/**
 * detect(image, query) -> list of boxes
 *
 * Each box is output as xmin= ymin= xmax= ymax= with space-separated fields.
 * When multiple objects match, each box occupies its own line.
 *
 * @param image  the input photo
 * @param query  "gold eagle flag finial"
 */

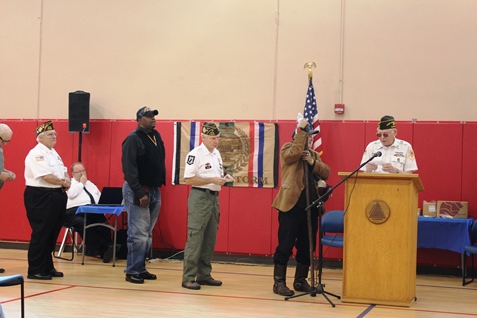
xmin=303 ymin=61 xmax=317 ymax=79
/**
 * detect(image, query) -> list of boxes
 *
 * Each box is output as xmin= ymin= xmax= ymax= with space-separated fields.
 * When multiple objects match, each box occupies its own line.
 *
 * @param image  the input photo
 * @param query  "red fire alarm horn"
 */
xmin=334 ymin=104 xmax=345 ymax=114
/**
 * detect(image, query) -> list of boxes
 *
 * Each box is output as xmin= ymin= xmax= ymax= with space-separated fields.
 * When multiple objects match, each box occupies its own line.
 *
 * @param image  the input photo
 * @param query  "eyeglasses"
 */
xmin=73 ymin=170 xmax=86 ymax=174
xmin=44 ymin=132 xmax=57 ymax=137
xmin=0 ymin=136 xmax=10 ymax=143
xmin=376 ymin=133 xmax=390 ymax=138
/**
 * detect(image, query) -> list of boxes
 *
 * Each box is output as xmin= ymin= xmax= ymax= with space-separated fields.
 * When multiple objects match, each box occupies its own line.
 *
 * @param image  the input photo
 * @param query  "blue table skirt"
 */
xmin=417 ymin=216 xmax=474 ymax=254
xmin=76 ymin=205 xmax=125 ymax=216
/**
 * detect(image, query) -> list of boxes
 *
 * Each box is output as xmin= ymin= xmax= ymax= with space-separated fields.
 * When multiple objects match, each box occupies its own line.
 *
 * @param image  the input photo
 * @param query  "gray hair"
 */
xmin=0 ymin=123 xmax=12 ymax=135
xmin=36 ymin=131 xmax=45 ymax=143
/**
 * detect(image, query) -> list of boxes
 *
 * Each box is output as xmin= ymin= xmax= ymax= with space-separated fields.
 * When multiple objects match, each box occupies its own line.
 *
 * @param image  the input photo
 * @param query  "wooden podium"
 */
xmin=338 ymin=172 xmax=424 ymax=307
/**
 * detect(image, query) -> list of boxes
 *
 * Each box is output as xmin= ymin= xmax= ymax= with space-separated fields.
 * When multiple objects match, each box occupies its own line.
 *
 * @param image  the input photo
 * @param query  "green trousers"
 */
xmin=182 ymin=189 xmax=220 ymax=282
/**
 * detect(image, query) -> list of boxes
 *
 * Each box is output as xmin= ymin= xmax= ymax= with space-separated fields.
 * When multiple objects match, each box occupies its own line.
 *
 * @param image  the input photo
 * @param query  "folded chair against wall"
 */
xmin=54 ymin=226 xmax=81 ymax=261
xmin=462 ymin=220 xmax=477 ymax=286
xmin=0 ymin=274 xmax=25 ymax=318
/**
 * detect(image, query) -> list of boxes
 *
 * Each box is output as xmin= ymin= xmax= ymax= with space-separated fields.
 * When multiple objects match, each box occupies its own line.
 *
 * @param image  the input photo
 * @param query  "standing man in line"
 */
xmin=0 ymin=123 xmax=15 ymax=274
xmin=122 ymin=106 xmax=166 ymax=284
xmin=24 ymin=121 xmax=70 ymax=280
xmin=181 ymin=122 xmax=234 ymax=290
xmin=361 ymin=115 xmax=418 ymax=174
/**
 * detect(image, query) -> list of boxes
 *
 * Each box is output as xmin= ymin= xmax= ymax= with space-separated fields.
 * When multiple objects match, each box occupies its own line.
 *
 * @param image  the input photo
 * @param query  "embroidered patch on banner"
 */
xmin=35 ymin=156 xmax=45 ymax=161
xmin=187 ymin=155 xmax=195 ymax=165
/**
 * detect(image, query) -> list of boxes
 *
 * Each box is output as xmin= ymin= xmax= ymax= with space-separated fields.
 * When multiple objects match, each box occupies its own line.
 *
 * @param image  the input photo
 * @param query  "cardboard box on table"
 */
xmin=437 ymin=201 xmax=468 ymax=218
xmin=338 ymin=172 xmax=424 ymax=307
xmin=422 ymin=201 xmax=437 ymax=217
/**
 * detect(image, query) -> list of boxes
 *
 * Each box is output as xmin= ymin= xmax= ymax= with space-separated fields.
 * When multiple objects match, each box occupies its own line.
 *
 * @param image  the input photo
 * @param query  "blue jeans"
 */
xmin=122 ymin=182 xmax=161 ymax=274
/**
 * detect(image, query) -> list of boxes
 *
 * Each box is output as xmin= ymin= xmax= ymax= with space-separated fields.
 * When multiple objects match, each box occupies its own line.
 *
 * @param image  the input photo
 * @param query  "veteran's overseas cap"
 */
xmin=202 ymin=122 xmax=220 ymax=136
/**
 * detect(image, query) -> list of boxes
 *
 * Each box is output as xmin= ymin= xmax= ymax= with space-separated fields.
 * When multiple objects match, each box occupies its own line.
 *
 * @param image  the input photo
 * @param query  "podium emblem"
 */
xmin=365 ymin=200 xmax=390 ymax=224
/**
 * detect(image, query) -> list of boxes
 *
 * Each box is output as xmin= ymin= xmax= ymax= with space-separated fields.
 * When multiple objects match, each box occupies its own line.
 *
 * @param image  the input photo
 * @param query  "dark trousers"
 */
xmin=24 ymin=186 xmax=67 ymax=275
xmin=64 ymin=207 xmax=112 ymax=256
xmin=273 ymin=205 xmax=319 ymax=266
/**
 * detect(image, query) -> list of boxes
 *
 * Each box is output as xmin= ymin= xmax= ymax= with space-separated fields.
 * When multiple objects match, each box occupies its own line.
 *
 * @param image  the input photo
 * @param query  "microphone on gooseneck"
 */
xmin=373 ymin=151 xmax=382 ymax=158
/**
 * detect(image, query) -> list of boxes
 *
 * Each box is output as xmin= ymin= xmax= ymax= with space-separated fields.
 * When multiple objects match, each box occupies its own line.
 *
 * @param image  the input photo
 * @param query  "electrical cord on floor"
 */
xmin=148 ymin=250 xmax=184 ymax=263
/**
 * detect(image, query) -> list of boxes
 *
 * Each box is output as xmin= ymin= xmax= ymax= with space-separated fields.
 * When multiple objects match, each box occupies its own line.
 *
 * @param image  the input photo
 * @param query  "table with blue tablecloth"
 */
xmin=76 ymin=205 xmax=125 ymax=267
xmin=417 ymin=216 xmax=474 ymax=254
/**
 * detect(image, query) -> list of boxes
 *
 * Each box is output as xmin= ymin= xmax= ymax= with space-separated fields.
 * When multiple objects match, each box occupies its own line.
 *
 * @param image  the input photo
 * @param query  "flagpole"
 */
xmin=286 ymin=62 xmax=339 ymax=307
xmin=287 ymin=61 xmax=318 ymax=301
xmin=304 ymin=60 xmax=316 ymax=295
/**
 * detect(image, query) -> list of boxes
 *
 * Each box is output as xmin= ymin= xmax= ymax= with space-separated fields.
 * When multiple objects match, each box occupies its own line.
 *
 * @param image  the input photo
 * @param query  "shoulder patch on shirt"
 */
xmin=187 ymin=155 xmax=195 ymax=165
xmin=35 ymin=156 xmax=45 ymax=162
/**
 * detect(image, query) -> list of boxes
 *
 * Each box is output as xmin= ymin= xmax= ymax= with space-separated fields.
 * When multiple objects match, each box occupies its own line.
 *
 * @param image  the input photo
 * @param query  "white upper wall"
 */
xmin=1 ymin=0 xmax=476 ymax=121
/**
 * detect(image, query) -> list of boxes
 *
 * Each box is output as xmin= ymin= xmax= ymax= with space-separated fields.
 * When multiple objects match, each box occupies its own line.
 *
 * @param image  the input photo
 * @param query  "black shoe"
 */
xmin=182 ymin=281 xmax=201 ymax=290
xmin=103 ymin=245 xmax=114 ymax=263
xmin=139 ymin=271 xmax=157 ymax=280
xmin=197 ymin=278 xmax=222 ymax=286
xmin=125 ymin=274 xmax=144 ymax=284
xmin=27 ymin=273 xmax=52 ymax=280
xmin=0 ymin=268 xmax=4 ymax=273
xmin=50 ymin=269 xmax=64 ymax=277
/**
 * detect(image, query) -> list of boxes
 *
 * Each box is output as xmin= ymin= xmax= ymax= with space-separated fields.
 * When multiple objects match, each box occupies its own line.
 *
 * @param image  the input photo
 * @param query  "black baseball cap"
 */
xmin=136 ymin=106 xmax=158 ymax=120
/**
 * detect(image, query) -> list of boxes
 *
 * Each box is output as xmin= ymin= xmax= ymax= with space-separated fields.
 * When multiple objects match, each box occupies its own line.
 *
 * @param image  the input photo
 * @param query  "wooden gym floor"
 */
xmin=1 ymin=248 xmax=477 ymax=317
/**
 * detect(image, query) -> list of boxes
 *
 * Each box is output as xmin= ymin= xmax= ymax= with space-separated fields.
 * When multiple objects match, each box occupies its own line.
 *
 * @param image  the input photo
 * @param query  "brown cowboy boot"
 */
xmin=273 ymin=264 xmax=294 ymax=296
xmin=293 ymin=263 xmax=312 ymax=292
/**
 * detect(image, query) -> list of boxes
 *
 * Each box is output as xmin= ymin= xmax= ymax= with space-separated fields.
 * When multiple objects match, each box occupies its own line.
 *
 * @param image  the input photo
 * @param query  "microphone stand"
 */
xmin=285 ymin=154 xmax=379 ymax=305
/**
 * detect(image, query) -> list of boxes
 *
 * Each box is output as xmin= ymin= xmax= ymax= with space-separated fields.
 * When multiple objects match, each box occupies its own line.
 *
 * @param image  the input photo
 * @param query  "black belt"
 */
xmin=192 ymin=187 xmax=219 ymax=196
xmin=26 ymin=186 xmax=64 ymax=192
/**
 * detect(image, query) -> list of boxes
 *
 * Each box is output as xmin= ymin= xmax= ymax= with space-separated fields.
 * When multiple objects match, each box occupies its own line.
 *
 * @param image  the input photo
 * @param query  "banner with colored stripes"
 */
xmin=172 ymin=122 xmax=278 ymax=188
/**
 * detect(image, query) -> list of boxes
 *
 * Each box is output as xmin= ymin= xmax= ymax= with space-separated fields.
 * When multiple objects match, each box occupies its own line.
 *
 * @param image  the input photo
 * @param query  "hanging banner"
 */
xmin=172 ymin=121 xmax=278 ymax=188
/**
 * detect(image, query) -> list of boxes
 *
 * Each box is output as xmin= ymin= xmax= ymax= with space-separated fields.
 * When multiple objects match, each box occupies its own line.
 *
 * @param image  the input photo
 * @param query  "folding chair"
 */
xmin=54 ymin=226 xmax=81 ymax=261
xmin=462 ymin=220 xmax=477 ymax=286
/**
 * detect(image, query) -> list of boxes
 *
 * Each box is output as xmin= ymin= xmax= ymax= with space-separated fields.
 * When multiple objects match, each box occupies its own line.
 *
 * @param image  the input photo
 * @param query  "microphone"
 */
xmin=373 ymin=151 xmax=382 ymax=158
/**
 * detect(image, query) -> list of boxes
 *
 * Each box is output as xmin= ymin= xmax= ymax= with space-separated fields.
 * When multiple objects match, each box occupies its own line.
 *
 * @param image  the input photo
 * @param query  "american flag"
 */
xmin=303 ymin=76 xmax=322 ymax=153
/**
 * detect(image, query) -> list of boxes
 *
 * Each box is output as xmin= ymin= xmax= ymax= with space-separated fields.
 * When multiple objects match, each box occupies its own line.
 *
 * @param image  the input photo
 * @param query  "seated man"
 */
xmin=65 ymin=162 xmax=119 ymax=263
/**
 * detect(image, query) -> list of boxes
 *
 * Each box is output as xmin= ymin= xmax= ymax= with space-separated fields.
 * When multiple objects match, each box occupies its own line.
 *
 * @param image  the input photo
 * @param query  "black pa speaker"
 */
xmin=68 ymin=90 xmax=90 ymax=133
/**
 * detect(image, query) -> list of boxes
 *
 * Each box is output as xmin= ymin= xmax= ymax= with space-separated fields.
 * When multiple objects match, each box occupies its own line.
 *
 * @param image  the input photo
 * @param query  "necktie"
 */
xmin=84 ymin=187 xmax=96 ymax=204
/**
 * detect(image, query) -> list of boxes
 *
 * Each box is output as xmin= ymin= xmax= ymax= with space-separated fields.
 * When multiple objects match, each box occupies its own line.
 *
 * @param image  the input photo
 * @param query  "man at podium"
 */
xmin=361 ymin=115 xmax=418 ymax=174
